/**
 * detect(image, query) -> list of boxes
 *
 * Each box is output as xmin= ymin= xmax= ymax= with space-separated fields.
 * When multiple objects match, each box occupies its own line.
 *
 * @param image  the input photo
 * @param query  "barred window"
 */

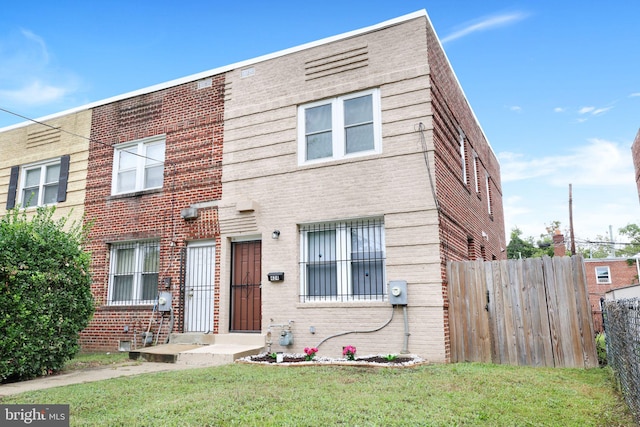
xmin=108 ymin=241 xmax=159 ymax=305
xmin=299 ymin=218 xmax=385 ymax=302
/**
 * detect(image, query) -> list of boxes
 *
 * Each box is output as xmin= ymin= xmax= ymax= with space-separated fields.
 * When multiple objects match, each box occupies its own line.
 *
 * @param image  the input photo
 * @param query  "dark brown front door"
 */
xmin=230 ymin=240 xmax=262 ymax=332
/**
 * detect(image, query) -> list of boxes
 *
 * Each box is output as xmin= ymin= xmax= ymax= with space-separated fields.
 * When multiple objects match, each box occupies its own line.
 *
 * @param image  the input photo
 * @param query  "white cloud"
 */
xmin=0 ymin=81 xmax=68 ymax=106
xmin=591 ymin=106 xmax=613 ymax=115
xmin=441 ymin=12 xmax=528 ymax=43
xmin=509 ymin=105 xmax=522 ymax=112
xmin=554 ymin=107 xmax=565 ymax=113
xmin=0 ymin=29 xmax=78 ymax=108
xmin=20 ymin=29 xmax=50 ymax=63
xmin=499 ymin=138 xmax=640 ymax=242
xmin=576 ymin=105 xmax=613 ymax=121
xmin=629 ymin=93 xmax=640 ymax=97
xmin=498 ymin=138 xmax=633 ymax=186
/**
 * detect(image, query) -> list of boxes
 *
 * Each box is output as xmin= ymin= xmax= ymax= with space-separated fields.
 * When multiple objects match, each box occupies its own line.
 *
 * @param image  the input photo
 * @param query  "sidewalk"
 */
xmin=0 ymin=361 xmax=198 ymax=397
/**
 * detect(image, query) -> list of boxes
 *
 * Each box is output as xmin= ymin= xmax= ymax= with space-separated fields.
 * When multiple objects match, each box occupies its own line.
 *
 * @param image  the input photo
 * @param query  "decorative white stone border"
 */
xmin=236 ymin=353 xmax=428 ymax=368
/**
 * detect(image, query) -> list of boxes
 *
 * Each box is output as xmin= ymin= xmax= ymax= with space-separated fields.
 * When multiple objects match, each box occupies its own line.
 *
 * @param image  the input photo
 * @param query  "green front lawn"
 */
xmin=2 ymin=362 xmax=635 ymax=426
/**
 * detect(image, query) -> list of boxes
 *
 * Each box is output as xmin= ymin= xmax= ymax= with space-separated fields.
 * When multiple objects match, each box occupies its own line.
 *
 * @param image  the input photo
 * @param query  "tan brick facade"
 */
xmin=0 ymin=111 xmax=91 ymax=225
xmin=219 ymin=15 xmax=504 ymax=361
xmin=1 ymin=12 xmax=505 ymax=361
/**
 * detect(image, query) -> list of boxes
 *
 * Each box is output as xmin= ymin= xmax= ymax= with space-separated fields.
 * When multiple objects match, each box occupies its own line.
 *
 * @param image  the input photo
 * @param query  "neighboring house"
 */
xmin=0 ymin=111 xmax=91 ymax=225
xmin=0 ymin=10 xmax=505 ymax=362
xmin=631 ymin=128 xmax=640 ymax=202
xmin=585 ymin=257 xmax=639 ymax=333
xmin=605 ymin=284 xmax=640 ymax=301
xmin=78 ymin=77 xmax=225 ymax=351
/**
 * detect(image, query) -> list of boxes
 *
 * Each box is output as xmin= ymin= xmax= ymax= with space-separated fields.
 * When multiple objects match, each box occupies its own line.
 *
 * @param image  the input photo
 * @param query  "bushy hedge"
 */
xmin=0 ymin=207 xmax=94 ymax=382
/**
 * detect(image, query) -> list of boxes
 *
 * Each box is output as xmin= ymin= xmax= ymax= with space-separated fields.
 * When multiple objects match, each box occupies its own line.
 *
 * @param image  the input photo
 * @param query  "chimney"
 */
xmin=552 ymin=229 xmax=566 ymax=257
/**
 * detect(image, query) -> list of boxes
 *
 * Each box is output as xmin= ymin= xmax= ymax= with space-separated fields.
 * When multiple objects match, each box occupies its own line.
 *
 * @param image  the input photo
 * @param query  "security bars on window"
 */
xmin=108 ymin=240 xmax=160 ymax=305
xmin=299 ymin=218 xmax=385 ymax=302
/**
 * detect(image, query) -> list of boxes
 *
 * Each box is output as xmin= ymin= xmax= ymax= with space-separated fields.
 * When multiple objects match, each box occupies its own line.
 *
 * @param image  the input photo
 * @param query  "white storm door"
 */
xmin=184 ymin=241 xmax=215 ymax=333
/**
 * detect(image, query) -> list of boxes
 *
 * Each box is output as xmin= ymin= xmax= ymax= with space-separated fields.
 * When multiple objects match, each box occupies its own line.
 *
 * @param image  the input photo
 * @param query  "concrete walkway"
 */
xmin=0 ymin=361 xmax=199 ymax=397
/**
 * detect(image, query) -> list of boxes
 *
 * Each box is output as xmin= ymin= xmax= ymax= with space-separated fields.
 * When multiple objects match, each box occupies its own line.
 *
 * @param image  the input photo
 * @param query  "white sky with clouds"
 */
xmin=1 ymin=1 xmax=639 ymax=249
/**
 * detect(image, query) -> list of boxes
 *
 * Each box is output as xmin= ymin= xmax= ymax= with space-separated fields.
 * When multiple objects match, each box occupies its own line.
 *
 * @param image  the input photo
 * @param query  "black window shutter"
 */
xmin=57 ymin=155 xmax=70 ymax=203
xmin=6 ymin=165 xmax=19 ymax=209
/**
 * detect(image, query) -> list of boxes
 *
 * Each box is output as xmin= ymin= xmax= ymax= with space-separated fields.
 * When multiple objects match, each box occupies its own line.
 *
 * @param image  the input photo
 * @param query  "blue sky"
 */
xmin=1 ymin=1 xmax=639 ymax=249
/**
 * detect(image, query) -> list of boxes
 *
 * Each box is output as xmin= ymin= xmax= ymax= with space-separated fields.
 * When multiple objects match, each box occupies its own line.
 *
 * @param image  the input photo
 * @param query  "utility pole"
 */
xmin=569 ymin=184 xmax=576 ymax=255
xmin=609 ymin=225 xmax=615 ymax=257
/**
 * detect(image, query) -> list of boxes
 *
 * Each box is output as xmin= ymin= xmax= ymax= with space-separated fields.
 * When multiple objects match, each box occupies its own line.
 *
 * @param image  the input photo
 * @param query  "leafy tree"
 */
xmin=506 ymin=221 xmax=565 ymax=259
xmin=506 ymin=227 xmax=536 ymax=259
xmin=574 ymin=223 xmax=640 ymax=258
xmin=0 ymin=207 xmax=94 ymax=382
xmin=575 ymin=233 xmax=613 ymax=259
xmin=617 ymin=223 xmax=640 ymax=257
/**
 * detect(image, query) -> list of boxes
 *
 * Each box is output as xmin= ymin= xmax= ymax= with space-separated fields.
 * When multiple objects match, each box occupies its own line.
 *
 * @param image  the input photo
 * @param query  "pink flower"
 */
xmin=304 ymin=347 xmax=318 ymax=360
xmin=343 ymin=345 xmax=357 ymax=360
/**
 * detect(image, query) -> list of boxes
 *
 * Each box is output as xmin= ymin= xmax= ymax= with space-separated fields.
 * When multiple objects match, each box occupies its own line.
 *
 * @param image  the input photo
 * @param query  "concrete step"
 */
xmin=176 ymin=343 xmax=263 ymax=367
xmin=168 ymin=332 xmax=265 ymax=347
xmin=129 ymin=344 xmax=202 ymax=363
xmin=129 ymin=334 xmax=266 ymax=366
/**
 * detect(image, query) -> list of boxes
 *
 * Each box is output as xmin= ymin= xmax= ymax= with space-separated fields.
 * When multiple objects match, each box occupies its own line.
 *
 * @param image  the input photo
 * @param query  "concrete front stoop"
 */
xmin=129 ymin=333 xmax=265 ymax=367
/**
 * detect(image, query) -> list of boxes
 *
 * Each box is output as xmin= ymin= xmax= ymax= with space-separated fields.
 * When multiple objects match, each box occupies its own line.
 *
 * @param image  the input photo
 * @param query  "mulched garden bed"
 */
xmin=237 ymin=353 xmax=426 ymax=367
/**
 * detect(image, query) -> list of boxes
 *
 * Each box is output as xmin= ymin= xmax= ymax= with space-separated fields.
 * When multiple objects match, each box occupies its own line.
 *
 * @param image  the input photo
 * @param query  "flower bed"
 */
xmin=237 ymin=353 xmax=427 ymax=367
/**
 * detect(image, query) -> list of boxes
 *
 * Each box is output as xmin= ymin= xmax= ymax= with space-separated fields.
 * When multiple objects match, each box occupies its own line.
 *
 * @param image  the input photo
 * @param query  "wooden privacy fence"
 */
xmin=447 ymin=255 xmax=597 ymax=368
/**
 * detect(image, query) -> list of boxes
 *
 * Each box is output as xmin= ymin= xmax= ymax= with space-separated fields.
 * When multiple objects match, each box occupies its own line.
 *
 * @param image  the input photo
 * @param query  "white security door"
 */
xmin=184 ymin=241 xmax=215 ymax=333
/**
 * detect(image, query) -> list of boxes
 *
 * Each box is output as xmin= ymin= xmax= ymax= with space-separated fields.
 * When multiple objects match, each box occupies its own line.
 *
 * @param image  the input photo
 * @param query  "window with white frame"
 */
xmin=459 ymin=129 xmax=467 ymax=185
xmin=108 ymin=241 xmax=159 ymax=305
xmin=472 ymin=151 xmax=480 ymax=194
xmin=298 ymin=89 xmax=381 ymax=164
xmin=595 ymin=266 xmax=611 ymax=284
xmin=112 ymin=135 xmax=165 ymax=195
xmin=299 ymin=218 xmax=385 ymax=301
xmin=485 ymin=173 xmax=492 ymax=215
xmin=19 ymin=159 xmax=61 ymax=208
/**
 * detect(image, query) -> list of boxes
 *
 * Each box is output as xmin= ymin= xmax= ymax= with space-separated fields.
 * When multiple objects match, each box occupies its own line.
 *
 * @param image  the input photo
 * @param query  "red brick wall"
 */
xmin=426 ymin=23 xmax=506 ymax=362
xmin=81 ymin=76 xmax=225 ymax=351
xmin=585 ymin=258 xmax=638 ymax=333
xmin=631 ymin=129 xmax=640 ymax=203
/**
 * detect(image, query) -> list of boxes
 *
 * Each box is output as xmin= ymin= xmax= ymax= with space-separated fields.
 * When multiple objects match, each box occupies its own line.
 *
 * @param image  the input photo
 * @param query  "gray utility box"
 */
xmin=158 ymin=291 xmax=172 ymax=312
xmin=388 ymin=280 xmax=408 ymax=305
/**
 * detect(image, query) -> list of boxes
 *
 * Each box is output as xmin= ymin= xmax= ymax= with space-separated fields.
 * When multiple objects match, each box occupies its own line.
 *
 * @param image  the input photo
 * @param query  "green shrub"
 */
xmin=595 ymin=332 xmax=607 ymax=367
xmin=0 ymin=207 xmax=94 ymax=382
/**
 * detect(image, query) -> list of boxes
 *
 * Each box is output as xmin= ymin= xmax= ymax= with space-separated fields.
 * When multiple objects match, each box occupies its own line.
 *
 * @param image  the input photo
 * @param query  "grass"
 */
xmin=60 ymin=352 xmax=132 ymax=372
xmin=2 ymin=360 xmax=635 ymax=426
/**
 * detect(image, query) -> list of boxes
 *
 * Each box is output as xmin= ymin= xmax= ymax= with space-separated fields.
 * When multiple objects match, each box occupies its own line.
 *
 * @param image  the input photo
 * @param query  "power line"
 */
xmin=0 ymin=106 xmax=165 ymax=164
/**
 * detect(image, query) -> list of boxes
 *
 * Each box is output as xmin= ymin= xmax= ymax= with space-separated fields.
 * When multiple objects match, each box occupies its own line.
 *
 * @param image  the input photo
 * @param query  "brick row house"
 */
xmin=0 ymin=111 xmax=91 ymax=225
xmin=0 ymin=10 xmax=505 ymax=362
xmin=584 ymin=257 xmax=639 ymax=332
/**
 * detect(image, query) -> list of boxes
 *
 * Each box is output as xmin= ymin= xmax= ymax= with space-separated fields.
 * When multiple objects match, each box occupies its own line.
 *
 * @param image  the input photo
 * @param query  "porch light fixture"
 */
xmin=272 ymin=230 xmax=280 ymax=239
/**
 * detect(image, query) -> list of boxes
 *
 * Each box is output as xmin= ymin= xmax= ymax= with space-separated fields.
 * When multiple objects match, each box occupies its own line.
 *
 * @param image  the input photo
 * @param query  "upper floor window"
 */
xmin=485 ymin=173 xmax=493 ymax=215
xmin=595 ymin=266 xmax=611 ymax=284
xmin=299 ymin=218 xmax=385 ymax=302
xmin=472 ymin=151 xmax=480 ymax=194
xmin=298 ymin=89 xmax=381 ymax=165
xmin=458 ymin=129 xmax=467 ymax=185
xmin=112 ymin=135 xmax=165 ymax=195
xmin=5 ymin=155 xmax=70 ymax=209
xmin=108 ymin=240 xmax=159 ymax=305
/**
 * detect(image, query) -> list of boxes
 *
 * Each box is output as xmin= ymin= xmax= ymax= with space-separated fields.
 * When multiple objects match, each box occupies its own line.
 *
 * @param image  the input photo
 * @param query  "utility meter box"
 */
xmin=388 ymin=280 xmax=408 ymax=305
xmin=158 ymin=291 xmax=172 ymax=312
